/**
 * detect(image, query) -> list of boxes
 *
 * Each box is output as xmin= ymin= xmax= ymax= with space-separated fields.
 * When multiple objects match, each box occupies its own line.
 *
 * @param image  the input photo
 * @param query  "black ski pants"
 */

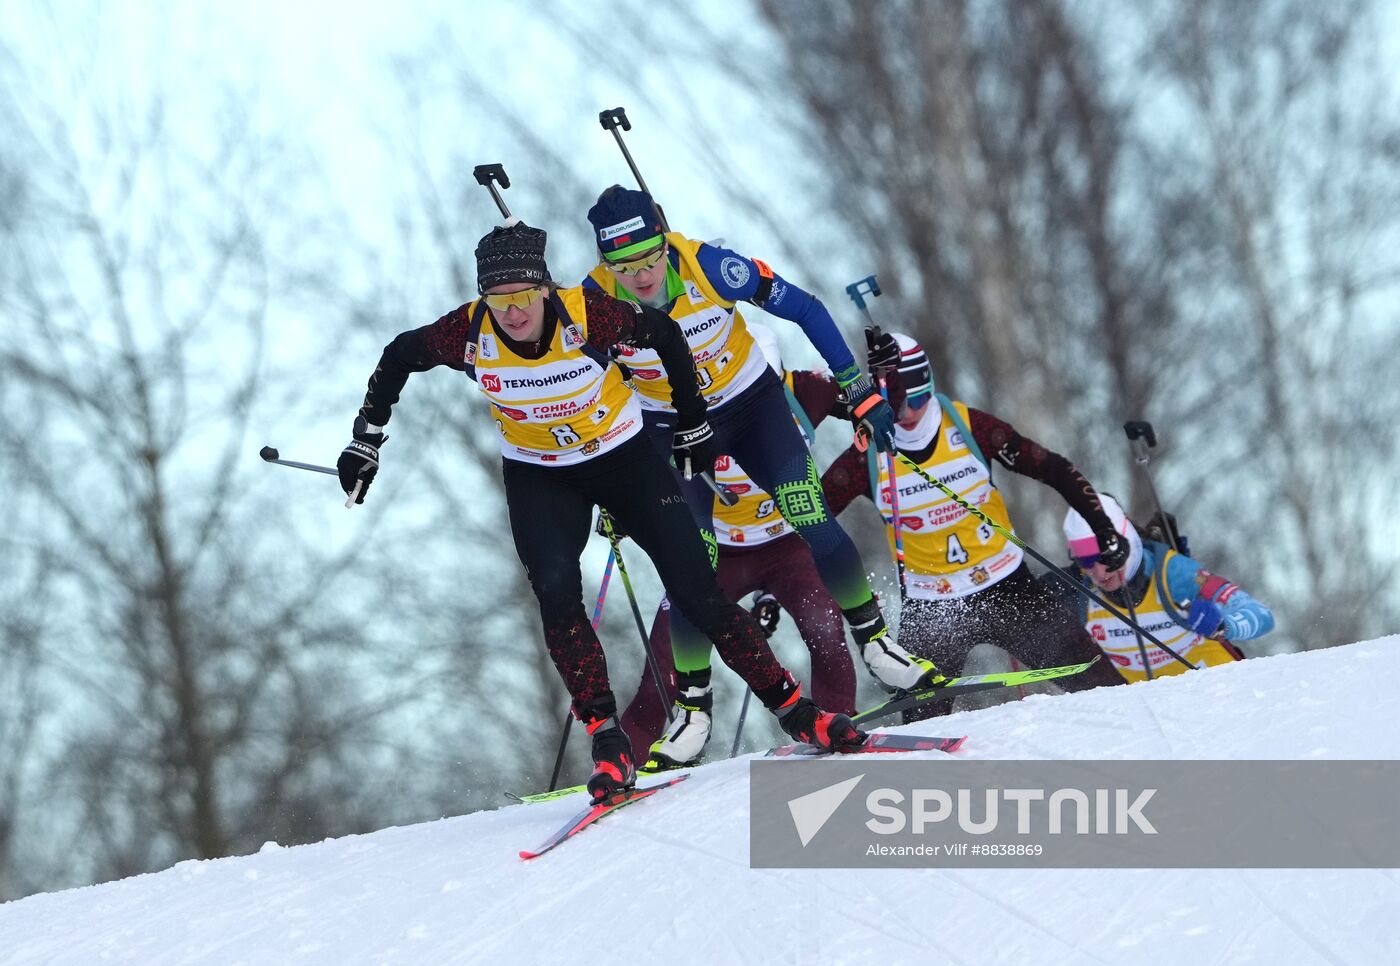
xmin=898 ymin=563 xmax=1125 ymax=720
xmin=501 ymin=432 xmax=791 ymax=721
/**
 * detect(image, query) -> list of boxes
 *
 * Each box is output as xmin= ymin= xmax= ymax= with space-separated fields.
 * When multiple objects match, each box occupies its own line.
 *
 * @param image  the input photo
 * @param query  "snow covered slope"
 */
xmin=4 ymin=638 xmax=1399 ymax=966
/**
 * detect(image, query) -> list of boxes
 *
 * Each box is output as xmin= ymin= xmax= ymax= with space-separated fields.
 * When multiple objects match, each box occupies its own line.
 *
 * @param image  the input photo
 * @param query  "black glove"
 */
xmin=750 ymin=592 xmax=781 ymax=638
xmin=337 ymin=415 xmax=385 ymax=505
xmin=1094 ymin=530 xmax=1130 ymax=572
xmin=838 ymin=374 xmax=896 ymax=454
xmin=673 ymin=415 xmax=717 ymax=481
xmin=865 ymin=326 xmax=901 ymax=377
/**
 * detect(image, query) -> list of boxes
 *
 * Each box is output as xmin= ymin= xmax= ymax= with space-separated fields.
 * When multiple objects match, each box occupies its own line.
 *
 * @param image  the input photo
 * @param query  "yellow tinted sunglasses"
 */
xmin=606 ymin=245 xmax=667 ymax=276
xmin=482 ymin=286 xmax=547 ymax=312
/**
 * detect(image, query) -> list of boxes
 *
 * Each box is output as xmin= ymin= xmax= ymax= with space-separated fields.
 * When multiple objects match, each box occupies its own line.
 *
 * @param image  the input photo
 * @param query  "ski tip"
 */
xmin=519 ymin=849 xmax=540 ymax=861
xmin=943 ymin=735 xmax=968 ymax=754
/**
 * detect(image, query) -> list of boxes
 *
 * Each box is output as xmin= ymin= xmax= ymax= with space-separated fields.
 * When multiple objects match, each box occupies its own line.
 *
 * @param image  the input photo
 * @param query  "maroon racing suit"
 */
xmin=358 ymin=288 xmax=803 ymax=728
xmin=822 ymin=402 xmax=1125 ymax=719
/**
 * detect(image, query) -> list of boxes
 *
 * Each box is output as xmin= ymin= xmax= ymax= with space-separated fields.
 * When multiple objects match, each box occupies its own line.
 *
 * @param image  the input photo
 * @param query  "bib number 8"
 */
xmin=946 ymin=534 xmax=970 ymax=565
xmin=550 ymin=424 xmax=581 ymax=447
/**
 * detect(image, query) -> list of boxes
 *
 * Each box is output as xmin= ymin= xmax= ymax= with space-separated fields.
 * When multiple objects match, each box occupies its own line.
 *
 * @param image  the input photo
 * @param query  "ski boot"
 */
xmin=585 ymin=715 xmax=637 ymax=805
xmin=845 ymin=599 xmax=944 ymax=692
xmin=775 ymin=689 xmax=866 ymax=752
xmin=641 ymin=670 xmax=712 ymax=773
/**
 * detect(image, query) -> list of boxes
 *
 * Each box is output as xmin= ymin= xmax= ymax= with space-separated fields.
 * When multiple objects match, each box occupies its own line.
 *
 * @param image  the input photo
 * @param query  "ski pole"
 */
xmin=259 ymin=446 xmax=362 ymax=508
xmin=598 ymin=511 xmax=675 ymax=723
xmin=730 ymin=592 xmax=778 ymax=757
xmin=1124 ymin=420 xmax=1181 ymax=554
xmin=590 ymin=550 xmax=617 ymax=630
xmin=592 ymin=113 xmax=737 ymax=510
xmin=845 ymin=275 xmax=906 ymax=592
xmin=730 ymin=689 xmax=752 ymax=759
xmin=473 ymin=163 xmax=514 ymax=221
xmin=598 ymin=107 xmax=670 ymax=231
xmin=700 ymin=472 xmax=739 ymax=508
xmin=1125 ymin=595 xmax=1156 ymax=682
xmin=546 ymin=548 xmax=617 ymax=791
xmin=890 ymin=451 xmax=1196 ymax=670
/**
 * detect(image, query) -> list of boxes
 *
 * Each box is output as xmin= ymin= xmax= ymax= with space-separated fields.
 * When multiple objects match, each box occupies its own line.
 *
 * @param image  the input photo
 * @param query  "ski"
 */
xmin=767 ymin=732 xmax=966 ymax=758
xmin=853 ymin=656 xmax=1102 ymax=726
xmin=508 ymin=763 xmax=691 ymax=805
xmin=506 ymin=784 xmax=586 ymax=805
xmin=518 ymin=775 xmax=690 ymax=860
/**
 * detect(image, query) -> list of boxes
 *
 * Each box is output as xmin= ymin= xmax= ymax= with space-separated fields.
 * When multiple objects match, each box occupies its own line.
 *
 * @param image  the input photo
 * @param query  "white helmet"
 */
xmin=890 ymin=333 xmax=933 ymax=397
xmin=1063 ymin=493 xmax=1142 ymax=581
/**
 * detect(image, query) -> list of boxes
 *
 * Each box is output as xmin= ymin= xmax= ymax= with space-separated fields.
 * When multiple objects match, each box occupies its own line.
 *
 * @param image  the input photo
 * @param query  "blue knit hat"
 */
xmin=587 ymin=186 xmax=665 ymax=259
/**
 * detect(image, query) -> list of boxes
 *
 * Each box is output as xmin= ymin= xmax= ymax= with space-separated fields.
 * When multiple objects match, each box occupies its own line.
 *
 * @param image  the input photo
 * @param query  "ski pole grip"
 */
xmin=599 ymin=107 xmax=631 ymax=132
xmin=473 ymin=163 xmax=510 ymax=189
xmin=597 ymin=106 xmax=664 ymax=228
xmin=258 ymin=446 xmax=338 ymax=477
xmin=844 ymin=275 xmax=882 ymax=311
xmin=473 ymin=163 xmax=513 ymax=220
xmin=1124 ymin=420 xmax=1156 ymax=466
xmin=1124 ymin=420 xmax=1157 ymax=447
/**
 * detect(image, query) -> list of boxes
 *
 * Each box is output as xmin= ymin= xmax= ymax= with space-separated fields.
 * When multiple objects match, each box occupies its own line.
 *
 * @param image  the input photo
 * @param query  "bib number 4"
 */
xmin=946 ymin=534 xmax=970 ymax=565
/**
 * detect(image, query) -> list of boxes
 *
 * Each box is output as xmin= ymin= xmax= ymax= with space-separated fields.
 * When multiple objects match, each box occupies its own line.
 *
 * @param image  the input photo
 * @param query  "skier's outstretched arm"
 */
xmin=340 ymin=304 xmax=474 ymax=503
xmin=693 ymin=243 xmax=861 ymax=385
xmin=581 ymin=288 xmax=706 ymax=424
xmin=1164 ymin=554 xmax=1276 ymax=643
xmin=357 ymin=306 xmax=472 ymax=427
xmin=966 ymin=406 xmax=1115 ymax=535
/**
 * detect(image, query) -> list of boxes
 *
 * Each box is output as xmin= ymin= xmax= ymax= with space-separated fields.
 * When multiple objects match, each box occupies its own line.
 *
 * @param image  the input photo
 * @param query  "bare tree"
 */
xmin=0 ymin=506 xmax=50 ymax=899
xmin=732 ymin=1 xmax=1185 ymax=549
xmin=0 ymin=22 xmax=423 ymax=893
xmin=641 ymin=0 xmax=1400 ymax=651
xmin=1142 ymin=0 xmax=1400 ymax=646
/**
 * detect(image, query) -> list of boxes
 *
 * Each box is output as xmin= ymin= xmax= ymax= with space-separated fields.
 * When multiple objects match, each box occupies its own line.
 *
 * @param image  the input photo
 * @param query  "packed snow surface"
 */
xmin=4 ymin=637 xmax=1399 ymax=965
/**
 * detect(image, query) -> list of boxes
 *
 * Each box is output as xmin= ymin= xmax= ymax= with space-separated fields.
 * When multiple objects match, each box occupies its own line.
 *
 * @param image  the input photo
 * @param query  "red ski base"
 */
xmin=765 ymin=732 xmax=967 ymax=758
xmin=518 ymin=774 xmax=690 ymax=860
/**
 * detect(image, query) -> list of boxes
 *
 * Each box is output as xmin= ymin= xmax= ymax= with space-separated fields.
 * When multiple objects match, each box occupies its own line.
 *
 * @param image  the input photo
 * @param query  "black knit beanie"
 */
xmin=475 ymin=220 xmax=549 ymax=292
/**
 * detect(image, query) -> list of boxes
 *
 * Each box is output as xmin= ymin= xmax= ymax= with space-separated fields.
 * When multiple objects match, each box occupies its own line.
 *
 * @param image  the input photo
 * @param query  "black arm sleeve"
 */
xmin=630 ymin=304 xmax=707 ymax=425
xmin=357 ymin=303 xmax=472 ymax=425
xmin=967 ymin=407 xmax=1114 ymax=534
